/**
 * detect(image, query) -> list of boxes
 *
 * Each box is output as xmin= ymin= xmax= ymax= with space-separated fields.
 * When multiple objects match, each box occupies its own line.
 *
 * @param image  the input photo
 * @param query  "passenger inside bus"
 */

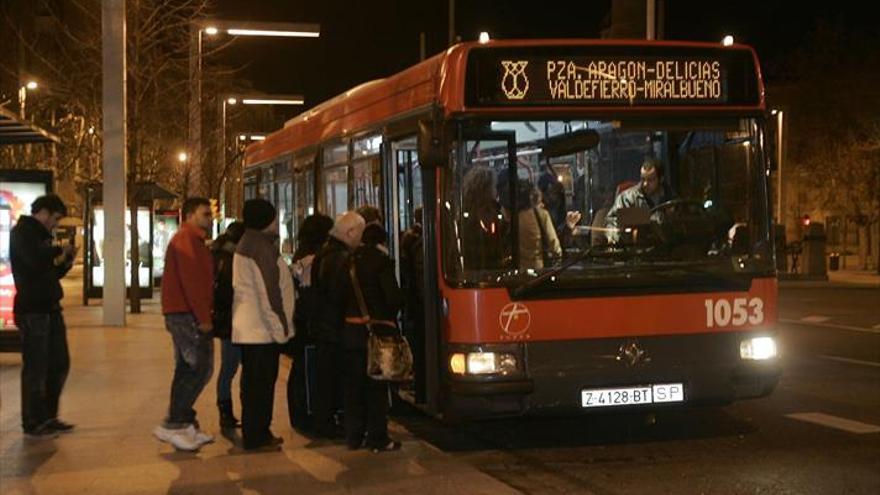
xmin=460 ymin=166 xmax=509 ymax=270
xmin=508 ymin=179 xmax=562 ymax=270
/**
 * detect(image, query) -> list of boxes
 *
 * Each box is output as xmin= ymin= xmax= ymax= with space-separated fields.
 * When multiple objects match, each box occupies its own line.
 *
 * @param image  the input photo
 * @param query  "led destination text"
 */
xmin=544 ymin=59 xmax=722 ymax=102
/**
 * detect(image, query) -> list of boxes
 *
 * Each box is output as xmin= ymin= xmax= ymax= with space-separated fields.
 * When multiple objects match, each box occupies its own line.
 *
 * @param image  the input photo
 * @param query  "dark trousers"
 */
xmin=406 ymin=301 xmax=426 ymax=403
xmin=240 ymin=343 xmax=280 ymax=449
xmin=164 ymin=314 xmax=214 ymax=428
xmin=216 ymin=338 xmax=241 ymax=404
xmin=343 ymin=325 xmax=390 ymax=449
xmin=312 ymin=340 xmax=342 ymax=437
xmin=18 ymin=312 xmax=69 ymax=432
xmin=285 ymin=335 xmax=312 ymax=430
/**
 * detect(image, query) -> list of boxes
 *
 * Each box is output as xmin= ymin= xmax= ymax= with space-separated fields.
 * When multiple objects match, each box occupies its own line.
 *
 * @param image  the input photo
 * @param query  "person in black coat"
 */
xmin=344 ymin=222 xmax=403 ymax=452
xmin=211 ymin=221 xmax=245 ymax=429
xmin=10 ymin=194 xmax=76 ymax=437
xmin=399 ymin=207 xmax=425 ymax=403
xmin=286 ymin=213 xmax=333 ymax=432
xmin=310 ymin=211 xmax=365 ymax=438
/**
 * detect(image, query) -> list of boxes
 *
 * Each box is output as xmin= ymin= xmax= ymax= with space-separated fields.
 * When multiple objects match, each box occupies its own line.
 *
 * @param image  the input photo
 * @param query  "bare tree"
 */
xmin=775 ymin=20 xmax=880 ymax=271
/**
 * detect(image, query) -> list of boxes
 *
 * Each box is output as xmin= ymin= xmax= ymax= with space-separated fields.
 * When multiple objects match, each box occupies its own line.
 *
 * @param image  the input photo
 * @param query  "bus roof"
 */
xmin=244 ymin=39 xmax=764 ymax=167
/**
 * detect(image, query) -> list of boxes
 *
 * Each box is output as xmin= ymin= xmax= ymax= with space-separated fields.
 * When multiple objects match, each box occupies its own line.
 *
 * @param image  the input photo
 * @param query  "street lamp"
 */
xmin=188 ymin=20 xmax=320 ymax=195
xmin=178 ymin=151 xmax=189 ymax=163
xmin=722 ymin=35 xmax=734 ymax=46
xmin=239 ymin=96 xmax=304 ymax=106
xmin=478 ymin=31 xmax=490 ymax=44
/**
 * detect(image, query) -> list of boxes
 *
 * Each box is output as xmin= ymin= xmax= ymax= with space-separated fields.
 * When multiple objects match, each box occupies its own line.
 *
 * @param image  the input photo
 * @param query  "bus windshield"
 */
xmin=442 ymin=117 xmax=773 ymax=290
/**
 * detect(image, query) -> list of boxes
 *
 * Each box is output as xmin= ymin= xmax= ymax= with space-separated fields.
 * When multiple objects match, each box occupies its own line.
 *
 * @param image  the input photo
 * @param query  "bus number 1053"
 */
xmin=705 ymin=297 xmax=764 ymax=328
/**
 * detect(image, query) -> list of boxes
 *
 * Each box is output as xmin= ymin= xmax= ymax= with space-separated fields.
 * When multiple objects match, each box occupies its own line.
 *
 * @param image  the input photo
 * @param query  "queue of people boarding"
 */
xmin=153 ymin=198 xmax=405 ymax=452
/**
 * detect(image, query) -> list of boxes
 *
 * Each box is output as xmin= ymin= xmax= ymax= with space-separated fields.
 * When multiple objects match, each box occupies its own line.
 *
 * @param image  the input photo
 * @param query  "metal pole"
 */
xmin=221 ymin=99 xmax=227 ymax=197
xmin=656 ymin=0 xmax=665 ymax=40
xmin=102 ymin=0 xmax=127 ymax=326
xmin=776 ymin=110 xmax=784 ymax=224
xmin=188 ymin=25 xmax=203 ymax=198
xmin=646 ymin=0 xmax=656 ymax=40
xmin=448 ymin=0 xmax=455 ymax=47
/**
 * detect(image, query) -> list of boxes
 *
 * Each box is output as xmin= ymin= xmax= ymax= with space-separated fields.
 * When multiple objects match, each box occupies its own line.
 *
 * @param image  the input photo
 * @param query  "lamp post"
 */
xmin=220 ymin=94 xmax=303 ymax=188
xmin=220 ymin=95 xmax=303 ymax=222
xmin=188 ymin=21 xmax=319 ymax=196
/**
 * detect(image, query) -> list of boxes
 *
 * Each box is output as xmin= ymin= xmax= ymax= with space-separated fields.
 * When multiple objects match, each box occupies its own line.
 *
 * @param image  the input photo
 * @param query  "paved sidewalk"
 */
xmin=828 ymin=269 xmax=880 ymax=287
xmin=0 ymin=271 xmax=519 ymax=495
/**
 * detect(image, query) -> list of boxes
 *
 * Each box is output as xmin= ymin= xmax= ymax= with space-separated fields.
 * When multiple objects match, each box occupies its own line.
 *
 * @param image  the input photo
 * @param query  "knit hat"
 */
xmin=242 ymin=199 xmax=277 ymax=231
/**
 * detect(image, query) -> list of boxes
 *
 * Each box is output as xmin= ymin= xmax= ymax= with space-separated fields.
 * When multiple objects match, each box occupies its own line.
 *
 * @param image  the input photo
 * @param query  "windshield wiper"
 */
xmin=511 ymin=247 xmax=597 ymax=298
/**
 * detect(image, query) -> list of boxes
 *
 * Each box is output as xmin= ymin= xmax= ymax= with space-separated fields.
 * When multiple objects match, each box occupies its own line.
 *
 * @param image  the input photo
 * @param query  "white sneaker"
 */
xmin=153 ymin=425 xmax=201 ymax=452
xmin=185 ymin=425 xmax=214 ymax=446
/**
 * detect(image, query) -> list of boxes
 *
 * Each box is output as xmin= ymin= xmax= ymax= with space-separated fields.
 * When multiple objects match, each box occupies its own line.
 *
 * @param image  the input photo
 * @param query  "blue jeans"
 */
xmin=18 ymin=312 xmax=69 ymax=432
xmin=216 ymin=338 xmax=241 ymax=403
xmin=163 ymin=313 xmax=214 ymax=428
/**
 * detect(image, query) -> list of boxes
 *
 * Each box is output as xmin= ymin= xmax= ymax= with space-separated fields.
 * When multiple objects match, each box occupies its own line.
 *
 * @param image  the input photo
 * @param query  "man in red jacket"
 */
xmin=153 ymin=197 xmax=215 ymax=451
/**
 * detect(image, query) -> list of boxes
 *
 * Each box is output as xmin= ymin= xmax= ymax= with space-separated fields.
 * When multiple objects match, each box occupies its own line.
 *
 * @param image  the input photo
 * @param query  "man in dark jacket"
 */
xmin=11 ymin=194 xmax=76 ymax=438
xmin=310 ymin=211 xmax=365 ymax=438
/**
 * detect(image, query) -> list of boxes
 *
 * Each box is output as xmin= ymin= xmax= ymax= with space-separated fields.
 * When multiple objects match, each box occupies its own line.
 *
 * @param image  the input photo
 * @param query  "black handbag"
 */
xmin=349 ymin=264 xmax=414 ymax=382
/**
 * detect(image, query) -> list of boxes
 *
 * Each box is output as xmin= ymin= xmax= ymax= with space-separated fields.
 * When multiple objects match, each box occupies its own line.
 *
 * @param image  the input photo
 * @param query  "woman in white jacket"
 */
xmin=232 ymin=199 xmax=294 ymax=451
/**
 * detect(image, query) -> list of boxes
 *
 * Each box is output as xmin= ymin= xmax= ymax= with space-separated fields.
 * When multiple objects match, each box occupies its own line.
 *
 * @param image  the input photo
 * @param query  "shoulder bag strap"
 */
xmin=348 ymin=262 xmax=371 ymax=322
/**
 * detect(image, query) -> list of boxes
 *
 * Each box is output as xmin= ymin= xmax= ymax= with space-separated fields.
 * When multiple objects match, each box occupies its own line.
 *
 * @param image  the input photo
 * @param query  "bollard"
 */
xmin=828 ymin=252 xmax=840 ymax=271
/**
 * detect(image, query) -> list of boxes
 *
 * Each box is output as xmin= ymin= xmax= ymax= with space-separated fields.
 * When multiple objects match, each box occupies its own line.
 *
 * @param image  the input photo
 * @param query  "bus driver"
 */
xmin=604 ymin=157 xmax=672 ymax=243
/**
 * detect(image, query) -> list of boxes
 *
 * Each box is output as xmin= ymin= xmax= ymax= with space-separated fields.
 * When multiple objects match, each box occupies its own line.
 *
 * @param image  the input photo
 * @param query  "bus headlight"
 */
xmin=740 ymin=336 xmax=777 ymax=360
xmin=449 ymin=352 xmax=518 ymax=375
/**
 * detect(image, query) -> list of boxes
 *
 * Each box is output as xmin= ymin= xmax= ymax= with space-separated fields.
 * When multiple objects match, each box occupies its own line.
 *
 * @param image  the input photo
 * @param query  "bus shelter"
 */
xmin=0 ymin=107 xmax=59 ymax=351
xmin=82 ymin=181 xmax=176 ymax=303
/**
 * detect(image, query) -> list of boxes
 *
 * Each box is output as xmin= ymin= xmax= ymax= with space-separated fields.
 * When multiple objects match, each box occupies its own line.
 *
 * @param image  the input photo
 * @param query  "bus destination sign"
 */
xmin=466 ymin=47 xmax=760 ymax=108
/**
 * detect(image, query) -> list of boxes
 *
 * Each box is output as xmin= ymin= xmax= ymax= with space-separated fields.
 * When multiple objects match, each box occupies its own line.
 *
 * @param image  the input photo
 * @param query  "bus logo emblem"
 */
xmin=501 ymin=61 xmax=530 ymax=100
xmin=500 ymin=302 xmax=531 ymax=337
xmin=617 ymin=340 xmax=651 ymax=367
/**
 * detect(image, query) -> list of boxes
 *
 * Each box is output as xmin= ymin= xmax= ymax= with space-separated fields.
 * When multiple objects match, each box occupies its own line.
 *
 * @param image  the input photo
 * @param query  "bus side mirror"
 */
xmin=418 ymin=119 xmax=447 ymax=168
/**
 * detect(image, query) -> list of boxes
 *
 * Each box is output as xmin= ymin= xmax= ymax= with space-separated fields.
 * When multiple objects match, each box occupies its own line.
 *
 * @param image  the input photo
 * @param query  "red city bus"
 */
xmin=243 ymin=39 xmax=781 ymax=419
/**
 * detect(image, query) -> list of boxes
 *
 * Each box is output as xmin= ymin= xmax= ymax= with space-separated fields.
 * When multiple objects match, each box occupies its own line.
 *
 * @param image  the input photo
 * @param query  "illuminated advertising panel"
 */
xmin=465 ymin=46 xmax=760 ymax=108
xmin=0 ymin=181 xmax=49 ymax=329
xmin=91 ymin=207 xmax=151 ymax=288
xmin=152 ymin=210 xmax=179 ymax=280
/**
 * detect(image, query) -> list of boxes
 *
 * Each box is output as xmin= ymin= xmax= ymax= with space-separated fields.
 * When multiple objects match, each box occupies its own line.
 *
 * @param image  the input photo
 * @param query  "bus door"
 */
xmin=389 ymin=135 xmax=426 ymax=400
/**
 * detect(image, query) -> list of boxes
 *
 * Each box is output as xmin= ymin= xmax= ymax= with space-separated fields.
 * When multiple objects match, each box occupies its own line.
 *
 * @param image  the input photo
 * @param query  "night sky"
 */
xmin=211 ymin=0 xmax=873 ymax=124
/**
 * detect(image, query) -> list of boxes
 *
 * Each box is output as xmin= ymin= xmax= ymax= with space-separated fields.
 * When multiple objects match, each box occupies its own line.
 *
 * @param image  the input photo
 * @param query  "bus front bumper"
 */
xmin=442 ymin=332 xmax=781 ymax=420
